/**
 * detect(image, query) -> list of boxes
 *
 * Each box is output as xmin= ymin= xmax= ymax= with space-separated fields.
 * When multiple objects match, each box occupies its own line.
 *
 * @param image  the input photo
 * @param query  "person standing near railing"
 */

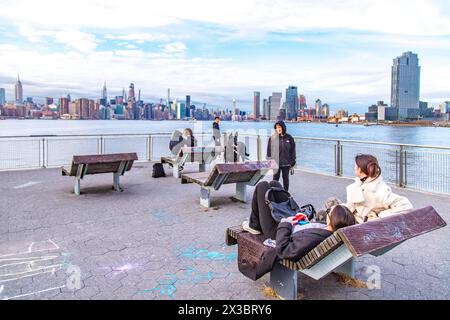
xmin=267 ymin=120 xmax=296 ymax=191
xmin=212 ymin=116 xmax=221 ymax=147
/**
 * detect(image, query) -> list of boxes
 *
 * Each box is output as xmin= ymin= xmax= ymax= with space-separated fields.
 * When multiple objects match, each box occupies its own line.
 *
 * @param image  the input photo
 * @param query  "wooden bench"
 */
xmin=226 ymin=206 xmax=446 ymax=300
xmin=161 ymin=146 xmax=224 ymax=178
xmin=181 ymin=160 xmax=278 ymax=208
xmin=61 ymin=153 xmax=138 ymax=195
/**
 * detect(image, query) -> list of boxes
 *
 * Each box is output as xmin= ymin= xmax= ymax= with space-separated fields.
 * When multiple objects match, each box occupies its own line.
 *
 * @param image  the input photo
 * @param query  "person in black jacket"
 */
xmin=242 ymin=180 xmax=355 ymax=261
xmin=267 ymin=120 xmax=296 ymax=191
xmin=212 ymin=116 xmax=221 ymax=146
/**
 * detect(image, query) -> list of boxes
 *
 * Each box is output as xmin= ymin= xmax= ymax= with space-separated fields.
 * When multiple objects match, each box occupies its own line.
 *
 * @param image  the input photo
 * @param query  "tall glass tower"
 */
xmin=285 ymin=86 xmax=298 ymax=120
xmin=0 ymin=88 xmax=5 ymax=105
xmin=253 ymin=91 xmax=260 ymax=119
xmin=391 ymin=52 xmax=420 ymax=120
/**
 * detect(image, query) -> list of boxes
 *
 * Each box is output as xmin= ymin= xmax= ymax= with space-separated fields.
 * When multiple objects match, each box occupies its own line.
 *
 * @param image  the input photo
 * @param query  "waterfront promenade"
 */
xmin=0 ymin=162 xmax=449 ymax=300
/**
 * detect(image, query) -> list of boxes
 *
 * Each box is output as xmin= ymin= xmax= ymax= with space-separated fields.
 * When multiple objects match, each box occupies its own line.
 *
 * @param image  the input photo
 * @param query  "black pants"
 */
xmin=273 ymin=166 xmax=290 ymax=191
xmin=249 ymin=180 xmax=290 ymax=239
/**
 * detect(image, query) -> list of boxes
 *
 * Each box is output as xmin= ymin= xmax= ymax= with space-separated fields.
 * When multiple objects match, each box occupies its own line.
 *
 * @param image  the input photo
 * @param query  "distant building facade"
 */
xmin=285 ymin=86 xmax=298 ymax=120
xmin=253 ymin=91 xmax=260 ymax=119
xmin=391 ymin=52 xmax=420 ymax=120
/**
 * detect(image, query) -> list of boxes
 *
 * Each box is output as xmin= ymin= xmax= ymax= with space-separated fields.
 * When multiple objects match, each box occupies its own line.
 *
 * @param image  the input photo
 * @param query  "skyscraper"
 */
xmin=315 ymin=99 xmax=322 ymax=119
xmin=186 ymin=95 xmax=191 ymax=118
xmin=15 ymin=74 xmax=23 ymax=103
xmin=0 ymin=88 xmax=5 ymax=105
xmin=269 ymin=92 xmax=282 ymax=121
xmin=101 ymin=82 xmax=107 ymax=101
xmin=285 ymin=86 xmax=298 ymax=120
xmin=253 ymin=91 xmax=260 ymax=119
xmin=262 ymin=98 xmax=268 ymax=119
xmin=391 ymin=52 xmax=420 ymax=120
xmin=128 ymin=83 xmax=135 ymax=101
xmin=59 ymin=97 xmax=70 ymax=116
xmin=167 ymin=88 xmax=170 ymax=109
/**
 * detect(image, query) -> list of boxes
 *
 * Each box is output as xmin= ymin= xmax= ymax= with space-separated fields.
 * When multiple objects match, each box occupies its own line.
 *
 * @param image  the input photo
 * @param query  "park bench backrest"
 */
xmin=180 ymin=146 xmax=221 ymax=163
xmin=67 ymin=153 xmax=138 ymax=176
xmin=337 ymin=205 xmax=446 ymax=257
xmin=204 ymin=160 xmax=278 ymax=189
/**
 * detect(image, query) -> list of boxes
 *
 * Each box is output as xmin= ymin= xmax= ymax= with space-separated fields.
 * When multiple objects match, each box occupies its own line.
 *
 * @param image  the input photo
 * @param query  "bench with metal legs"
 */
xmin=226 ymin=206 xmax=446 ymax=300
xmin=161 ymin=146 xmax=223 ymax=178
xmin=62 ymin=153 xmax=138 ymax=195
xmin=181 ymin=160 xmax=278 ymax=208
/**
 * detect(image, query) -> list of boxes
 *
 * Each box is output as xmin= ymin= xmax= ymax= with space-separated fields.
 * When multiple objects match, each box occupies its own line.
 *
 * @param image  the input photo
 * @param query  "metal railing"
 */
xmin=1 ymin=132 xmax=449 ymax=195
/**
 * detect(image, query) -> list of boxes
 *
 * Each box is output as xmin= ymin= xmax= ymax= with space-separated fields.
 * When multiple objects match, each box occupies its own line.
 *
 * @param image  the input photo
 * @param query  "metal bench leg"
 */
xmin=199 ymin=163 xmax=206 ymax=172
xmin=334 ymin=257 xmax=355 ymax=278
xmin=200 ymin=187 xmax=211 ymax=208
xmin=173 ymin=164 xmax=180 ymax=178
xmin=113 ymin=172 xmax=121 ymax=191
xmin=270 ymin=263 xmax=298 ymax=300
xmin=234 ymin=182 xmax=247 ymax=202
xmin=74 ymin=179 xmax=81 ymax=196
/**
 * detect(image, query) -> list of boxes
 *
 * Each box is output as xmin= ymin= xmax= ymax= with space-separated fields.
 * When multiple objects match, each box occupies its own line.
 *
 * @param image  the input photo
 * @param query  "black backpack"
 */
xmin=152 ymin=163 xmax=166 ymax=178
xmin=264 ymin=187 xmax=316 ymax=222
xmin=264 ymin=187 xmax=300 ymax=222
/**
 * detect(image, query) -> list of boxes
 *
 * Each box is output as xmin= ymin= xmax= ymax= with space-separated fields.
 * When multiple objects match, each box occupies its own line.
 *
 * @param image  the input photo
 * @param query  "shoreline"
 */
xmin=1 ymin=117 xmax=449 ymax=128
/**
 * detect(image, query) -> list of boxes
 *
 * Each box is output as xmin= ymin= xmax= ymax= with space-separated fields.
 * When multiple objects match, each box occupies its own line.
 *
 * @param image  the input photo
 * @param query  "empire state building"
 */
xmin=15 ymin=74 xmax=23 ymax=103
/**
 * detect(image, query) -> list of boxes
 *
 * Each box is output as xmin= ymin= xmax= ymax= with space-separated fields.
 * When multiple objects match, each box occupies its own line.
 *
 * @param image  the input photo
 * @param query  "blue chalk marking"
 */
xmin=176 ymin=243 xmax=237 ymax=265
xmin=144 ymin=284 xmax=177 ymax=299
xmin=157 ymin=274 xmax=178 ymax=285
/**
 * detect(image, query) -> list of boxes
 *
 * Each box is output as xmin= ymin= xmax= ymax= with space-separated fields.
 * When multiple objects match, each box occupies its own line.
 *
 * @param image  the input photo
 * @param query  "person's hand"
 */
xmin=294 ymin=212 xmax=309 ymax=222
xmin=281 ymin=216 xmax=296 ymax=225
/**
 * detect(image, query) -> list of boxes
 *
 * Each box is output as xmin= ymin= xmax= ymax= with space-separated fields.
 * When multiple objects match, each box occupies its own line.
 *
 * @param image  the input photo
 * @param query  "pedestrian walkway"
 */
xmin=0 ymin=163 xmax=448 ymax=300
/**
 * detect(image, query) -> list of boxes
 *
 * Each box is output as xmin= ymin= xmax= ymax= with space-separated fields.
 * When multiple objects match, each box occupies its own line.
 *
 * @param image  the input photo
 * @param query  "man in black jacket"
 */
xmin=212 ymin=116 xmax=221 ymax=146
xmin=267 ymin=120 xmax=296 ymax=191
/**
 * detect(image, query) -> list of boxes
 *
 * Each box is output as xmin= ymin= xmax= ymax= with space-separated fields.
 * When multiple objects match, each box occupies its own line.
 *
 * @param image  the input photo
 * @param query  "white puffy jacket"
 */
xmin=344 ymin=176 xmax=413 ymax=224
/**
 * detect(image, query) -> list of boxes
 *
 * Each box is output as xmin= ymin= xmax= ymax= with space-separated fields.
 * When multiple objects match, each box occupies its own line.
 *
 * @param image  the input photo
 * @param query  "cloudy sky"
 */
xmin=0 ymin=0 xmax=449 ymax=113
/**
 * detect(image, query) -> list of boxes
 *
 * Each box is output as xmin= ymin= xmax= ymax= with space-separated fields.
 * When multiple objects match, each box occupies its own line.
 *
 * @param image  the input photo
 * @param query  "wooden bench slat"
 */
xmin=73 ymin=153 xmax=137 ymax=165
xmin=337 ymin=206 xmax=447 ymax=257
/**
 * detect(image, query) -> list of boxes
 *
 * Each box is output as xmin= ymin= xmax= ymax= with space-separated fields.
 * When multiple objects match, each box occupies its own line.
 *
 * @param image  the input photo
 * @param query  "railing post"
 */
xmin=147 ymin=135 xmax=153 ymax=161
xmin=335 ymin=140 xmax=342 ymax=176
xmin=399 ymin=145 xmax=405 ymax=187
xmin=46 ymin=139 xmax=49 ymax=167
xmin=222 ymin=132 xmax=227 ymax=163
xmin=257 ymin=135 xmax=262 ymax=161
xmin=42 ymin=138 xmax=46 ymax=168
xmin=38 ymin=138 xmax=42 ymax=168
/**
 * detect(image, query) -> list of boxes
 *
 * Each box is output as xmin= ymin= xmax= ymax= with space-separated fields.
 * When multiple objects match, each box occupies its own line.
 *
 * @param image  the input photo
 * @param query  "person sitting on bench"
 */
xmin=242 ymin=181 xmax=356 ymax=261
xmin=344 ymin=154 xmax=413 ymax=223
xmin=169 ymin=130 xmax=183 ymax=156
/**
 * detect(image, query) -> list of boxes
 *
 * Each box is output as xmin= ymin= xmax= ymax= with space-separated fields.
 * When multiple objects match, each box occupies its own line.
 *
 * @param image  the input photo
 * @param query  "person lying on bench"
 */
xmin=344 ymin=154 xmax=413 ymax=223
xmin=242 ymin=181 xmax=356 ymax=261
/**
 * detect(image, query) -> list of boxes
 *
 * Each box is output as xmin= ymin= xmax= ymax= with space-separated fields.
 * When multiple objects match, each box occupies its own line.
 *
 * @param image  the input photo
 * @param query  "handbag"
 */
xmin=152 ymin=163 xmax=166 ymax=178
xmin=237 ymin=232 xmax=278 ymax=281
xmin=264 ymin=187 xmax=300 ymax=222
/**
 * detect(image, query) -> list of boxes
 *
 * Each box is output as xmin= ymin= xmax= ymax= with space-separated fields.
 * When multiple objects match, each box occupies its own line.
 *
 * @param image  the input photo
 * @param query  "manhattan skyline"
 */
xmin=0 ymin=0 xmax=450 ymax=113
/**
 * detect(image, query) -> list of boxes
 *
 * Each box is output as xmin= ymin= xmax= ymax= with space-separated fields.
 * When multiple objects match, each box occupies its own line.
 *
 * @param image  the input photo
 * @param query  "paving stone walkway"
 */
xmin=0 ymin=163 xmax=448 ymax=300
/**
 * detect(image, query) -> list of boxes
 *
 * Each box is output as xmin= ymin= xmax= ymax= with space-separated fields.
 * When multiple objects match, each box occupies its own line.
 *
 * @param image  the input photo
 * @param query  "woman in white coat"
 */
xmin=345 ymin=154 xmax=413 ymax=224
